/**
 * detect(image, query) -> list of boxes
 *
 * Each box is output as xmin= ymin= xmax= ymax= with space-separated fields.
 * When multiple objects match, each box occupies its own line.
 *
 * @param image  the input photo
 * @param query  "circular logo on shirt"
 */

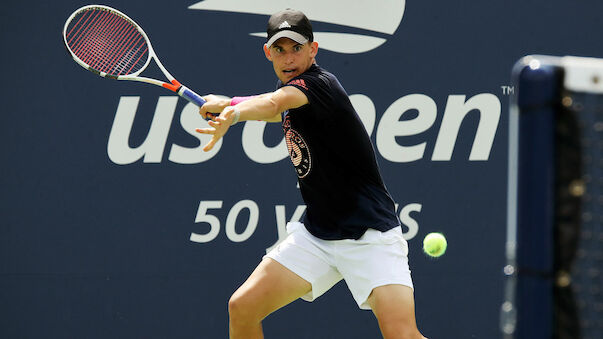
xmin=285 ymin=129 xmax=311 ymax=178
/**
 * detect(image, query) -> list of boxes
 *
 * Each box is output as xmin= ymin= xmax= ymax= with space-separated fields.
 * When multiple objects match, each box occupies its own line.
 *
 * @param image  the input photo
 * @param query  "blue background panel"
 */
xmin=2 ymin=1 xmax=603 ymax=338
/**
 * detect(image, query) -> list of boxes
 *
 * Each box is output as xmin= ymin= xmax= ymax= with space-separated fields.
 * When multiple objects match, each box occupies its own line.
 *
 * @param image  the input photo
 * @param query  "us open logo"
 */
xmin=189 ymin=0 xmax=406 ymax=54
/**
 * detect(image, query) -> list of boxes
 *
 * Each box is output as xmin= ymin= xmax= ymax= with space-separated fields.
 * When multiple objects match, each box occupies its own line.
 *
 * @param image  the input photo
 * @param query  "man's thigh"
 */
xmin=264 ymin=222 xmax=343 ymax=302
xmin=367 ymin=284 xmax=418 ymax=326
xmin=230 ymin=258 xmax=312 ymax=319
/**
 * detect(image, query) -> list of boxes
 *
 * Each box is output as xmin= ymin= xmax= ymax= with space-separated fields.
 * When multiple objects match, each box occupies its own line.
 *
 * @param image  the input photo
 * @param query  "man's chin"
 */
xmin=280 ymin=74 xmax=294 ymax=83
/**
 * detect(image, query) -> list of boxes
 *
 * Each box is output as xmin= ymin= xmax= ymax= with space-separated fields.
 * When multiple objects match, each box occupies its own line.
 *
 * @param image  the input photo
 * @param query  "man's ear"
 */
xmin=309 ymin=41 xmax=319 ymax=58
xmin=263 ymin=44 xmax=272 ymax=61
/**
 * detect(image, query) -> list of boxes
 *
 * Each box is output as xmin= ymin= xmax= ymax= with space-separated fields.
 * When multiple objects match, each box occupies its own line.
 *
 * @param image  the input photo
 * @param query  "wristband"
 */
xmin=230 ymin=95 xmax=257 ymax=106
xmin=231 ymin=107 xmax=241 ymax=125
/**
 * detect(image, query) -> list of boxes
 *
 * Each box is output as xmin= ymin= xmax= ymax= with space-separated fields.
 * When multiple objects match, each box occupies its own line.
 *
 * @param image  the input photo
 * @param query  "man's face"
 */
xmin=264 ymin=38 xmax=318 ymax=83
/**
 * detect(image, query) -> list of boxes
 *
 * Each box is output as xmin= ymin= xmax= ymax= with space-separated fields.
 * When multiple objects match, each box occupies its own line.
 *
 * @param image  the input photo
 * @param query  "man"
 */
xmin=196 ymin=9 xmax=427 ymax=339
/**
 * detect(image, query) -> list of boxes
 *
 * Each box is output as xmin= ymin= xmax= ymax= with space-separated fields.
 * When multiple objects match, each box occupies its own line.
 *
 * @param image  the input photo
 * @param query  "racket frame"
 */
xmin=63 ymin=4 xmax=205 ymax=106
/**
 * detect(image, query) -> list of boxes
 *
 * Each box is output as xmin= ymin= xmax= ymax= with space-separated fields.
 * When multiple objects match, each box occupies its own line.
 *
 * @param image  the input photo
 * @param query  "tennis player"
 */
xmin=197 ymin=9 xmax=427 ymax=339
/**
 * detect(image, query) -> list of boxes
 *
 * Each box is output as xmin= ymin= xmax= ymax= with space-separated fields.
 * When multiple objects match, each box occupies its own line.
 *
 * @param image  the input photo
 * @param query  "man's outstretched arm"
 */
xmin=196 ymin=86 xmax=307 ymax=151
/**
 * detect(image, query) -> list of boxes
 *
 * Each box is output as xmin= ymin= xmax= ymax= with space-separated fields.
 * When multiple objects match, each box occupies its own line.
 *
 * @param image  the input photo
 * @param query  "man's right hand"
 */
xmin=199 ymin=94 xmax=231 ymax=120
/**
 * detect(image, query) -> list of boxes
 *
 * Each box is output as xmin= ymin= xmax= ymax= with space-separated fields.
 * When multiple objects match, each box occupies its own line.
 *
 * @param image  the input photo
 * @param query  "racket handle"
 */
xmin=178 ymin=86 xmax=206 ymax=107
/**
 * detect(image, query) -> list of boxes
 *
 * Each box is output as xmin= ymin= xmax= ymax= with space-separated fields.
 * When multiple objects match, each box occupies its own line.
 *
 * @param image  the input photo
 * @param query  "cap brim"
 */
xmin=266 ymin=31 xmax=308 ymax=47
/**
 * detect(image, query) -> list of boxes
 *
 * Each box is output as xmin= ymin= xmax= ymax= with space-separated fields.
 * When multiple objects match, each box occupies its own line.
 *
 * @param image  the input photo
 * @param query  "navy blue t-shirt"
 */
xmin=279 ymin=64 xmax=399 ymax=240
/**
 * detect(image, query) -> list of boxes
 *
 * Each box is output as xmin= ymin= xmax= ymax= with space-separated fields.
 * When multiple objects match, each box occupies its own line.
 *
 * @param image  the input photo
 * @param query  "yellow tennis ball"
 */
xmin=423 ymin=232 xmax=447 ymax=257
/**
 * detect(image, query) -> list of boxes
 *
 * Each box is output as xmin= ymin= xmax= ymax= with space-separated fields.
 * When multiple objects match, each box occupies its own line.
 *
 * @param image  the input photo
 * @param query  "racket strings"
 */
xmin=68 ymin=10 xmax=122 ymax=71
xmin=81 ymin=10 xmax=146 ymax=75
xmin=71 ymin=9 xmax=142 ymax=74
xmin=82 ymin=11 xmax=124 ymax=71
xmin=65 ymin=8 xmax=149 ymax=76
xmin=73 ymin=10 xmax=116 ymax=70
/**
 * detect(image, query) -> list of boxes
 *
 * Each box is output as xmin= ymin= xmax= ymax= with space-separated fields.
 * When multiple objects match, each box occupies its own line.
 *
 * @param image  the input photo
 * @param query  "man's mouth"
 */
xmin=283 ymin=69 xmax=296 ymax=74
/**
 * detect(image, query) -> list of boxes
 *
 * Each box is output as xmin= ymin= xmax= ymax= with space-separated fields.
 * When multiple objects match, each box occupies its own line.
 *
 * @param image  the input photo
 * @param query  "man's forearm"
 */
xmin=233 ymin=93 xmax=282 ymax=122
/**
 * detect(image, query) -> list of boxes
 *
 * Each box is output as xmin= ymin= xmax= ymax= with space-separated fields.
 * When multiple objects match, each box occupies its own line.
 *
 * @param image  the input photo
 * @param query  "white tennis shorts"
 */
xmin=264 ymin=222 xmax=413 ymax=310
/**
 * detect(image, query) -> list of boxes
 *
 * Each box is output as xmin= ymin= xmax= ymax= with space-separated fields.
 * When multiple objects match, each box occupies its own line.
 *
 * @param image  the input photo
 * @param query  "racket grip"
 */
xmin=178 ymin=86 xmax=206 ymax=107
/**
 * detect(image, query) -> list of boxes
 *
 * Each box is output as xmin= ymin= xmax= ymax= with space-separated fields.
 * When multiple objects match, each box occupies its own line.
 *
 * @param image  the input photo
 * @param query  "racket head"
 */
xmin=63 ymin=5 xmax=154 ymax=79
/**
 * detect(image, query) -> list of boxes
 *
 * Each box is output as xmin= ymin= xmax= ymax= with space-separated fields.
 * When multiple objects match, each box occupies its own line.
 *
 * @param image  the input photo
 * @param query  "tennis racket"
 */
xmin=63 ymin=4 xmax=206 ymax=108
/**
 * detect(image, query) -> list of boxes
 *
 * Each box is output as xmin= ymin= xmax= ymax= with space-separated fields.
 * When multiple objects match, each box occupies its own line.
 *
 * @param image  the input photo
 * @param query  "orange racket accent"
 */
xmin=162 ymin=79 xmax=182 ymax=92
